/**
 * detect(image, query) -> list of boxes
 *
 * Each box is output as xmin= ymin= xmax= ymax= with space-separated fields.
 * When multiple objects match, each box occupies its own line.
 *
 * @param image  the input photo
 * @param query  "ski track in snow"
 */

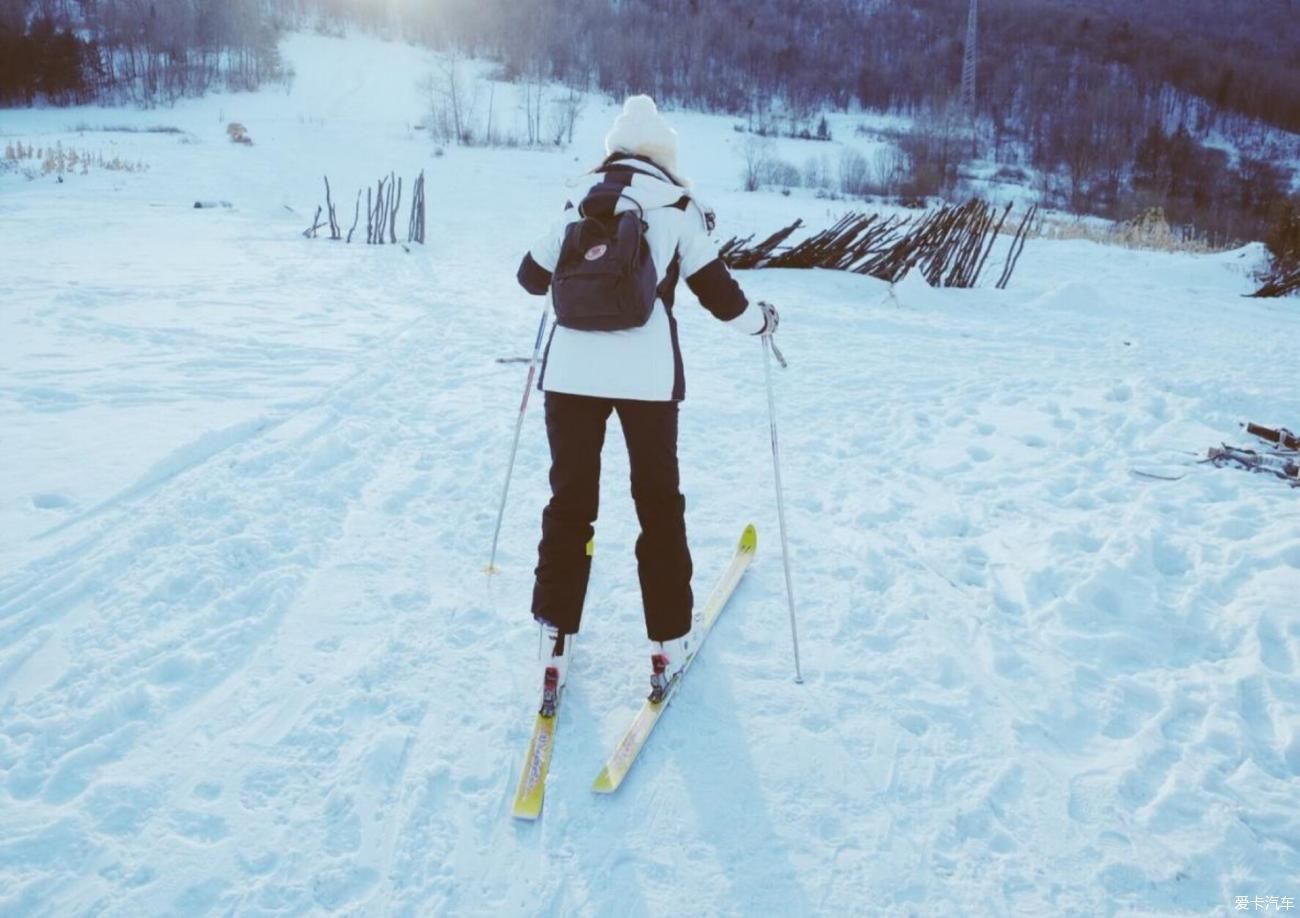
xmin=3 ymin=32 xmax=1300 ymax=918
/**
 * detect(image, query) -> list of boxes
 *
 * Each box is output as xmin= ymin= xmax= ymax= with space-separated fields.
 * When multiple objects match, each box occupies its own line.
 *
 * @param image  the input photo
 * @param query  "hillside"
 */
xmin=6 ymin=0 xmax=1298 ymax=243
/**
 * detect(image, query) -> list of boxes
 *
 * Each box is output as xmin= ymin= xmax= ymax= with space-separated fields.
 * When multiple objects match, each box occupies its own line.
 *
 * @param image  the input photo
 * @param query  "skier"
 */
xmin=516 ymin=94 xmax=779 ymax=698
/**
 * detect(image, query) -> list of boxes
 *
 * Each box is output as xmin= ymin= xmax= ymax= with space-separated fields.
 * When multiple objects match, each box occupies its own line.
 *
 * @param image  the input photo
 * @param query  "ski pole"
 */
xmin=487 ymin=306 xmax=550 ymax=574
xmin=762 ymin=332 xmax=802 ymax=683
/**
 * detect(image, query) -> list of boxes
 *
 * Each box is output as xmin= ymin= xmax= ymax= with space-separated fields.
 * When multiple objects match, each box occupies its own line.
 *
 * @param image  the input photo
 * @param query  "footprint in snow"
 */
xmin=1287 ymin=737 xmax=1300 ymax=778
xmin=239 ymin=767 xmax=291 ymax=810
xmin=1117 ymin=743 xmax=1181 ymax=809
xmin=1149 ymin=535 xmax=1192 ymax=577
xmin=993 ymin=648 xmax=1029 ymax=679
xmin=1023 ymin=567 xmax=1064 ymax=607
xmin=170 ymin=809 xmax=229 ymax=844
xmin=31 ymin=492 xmax=74 ymax=510
xmin=86 ymin=781 xmax=164 ymax=836
xmin=1100 ymin=683 xmax=1161 ymax=740
xmin=1067 ymin=770 xmax=1113 ymax=825
xmin=1158 ymin=692 xmax=1207 ymax=744
xmin=1218 ymin=516 xmax=1255 ymax=541
xmin=237 ymin=850 xmax=279 ymax=876
xmin=1238 ymin=677 xmax=1290 ymax=780
xmin=1046 ymin=475 xmax=1078 ymax=498
xmin=193 ymin=781 xmax=223 ymax=801
xmin=1256 ymin=615 xmax=1294 ymax=675
xmin=1144 ymin=395 xmax=1170 ymax=421
xmin=98 ymin=863 xmax=157 ymax=889
xmin=958 ymin=546 xmax=990 ymax=586
xmin=387 ymin=589 xmax=430 ymax=613
xmin=1148 ymin=789 xmax=1204 ymax=835
xmin=897 ymin=713 xmax=929 ymax=736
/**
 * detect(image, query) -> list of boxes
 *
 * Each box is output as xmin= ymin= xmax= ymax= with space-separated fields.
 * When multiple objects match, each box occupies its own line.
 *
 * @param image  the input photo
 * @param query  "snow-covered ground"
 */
xmin=2 ymin=33 xmax=1299 ymax=917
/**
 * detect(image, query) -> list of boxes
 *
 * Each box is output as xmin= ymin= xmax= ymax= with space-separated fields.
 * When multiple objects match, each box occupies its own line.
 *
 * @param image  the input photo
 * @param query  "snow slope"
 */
xmin=2 ymin=33 xmax=1299 ymax=917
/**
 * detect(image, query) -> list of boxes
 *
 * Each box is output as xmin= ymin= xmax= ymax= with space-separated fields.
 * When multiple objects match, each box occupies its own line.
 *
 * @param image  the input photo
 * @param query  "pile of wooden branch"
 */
xmin=1206 ymin=422 xmax=1300 ymax=487
xmin=1251 ymin=205 xmax=1299 ymax=298
xmin=304 ymin=171 xmax=426 ymax=246
xmin=1251 ymin=265 xmax=1300 ymax=298
xmin=720 ymin=200 xmax=1037 ymax=289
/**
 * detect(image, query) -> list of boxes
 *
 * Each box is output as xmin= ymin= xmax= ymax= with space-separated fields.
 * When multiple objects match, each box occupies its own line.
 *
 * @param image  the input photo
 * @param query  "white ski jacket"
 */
xmin=517 ymin=157 xmax=764 ymax=402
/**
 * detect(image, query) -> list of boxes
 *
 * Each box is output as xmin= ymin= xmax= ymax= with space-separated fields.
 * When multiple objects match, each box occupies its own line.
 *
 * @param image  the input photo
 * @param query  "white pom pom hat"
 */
xmin=604 ymin=95 xmax=680 ymax=176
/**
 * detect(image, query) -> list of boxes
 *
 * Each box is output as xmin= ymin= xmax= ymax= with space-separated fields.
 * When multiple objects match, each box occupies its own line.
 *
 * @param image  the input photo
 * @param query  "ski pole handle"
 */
xmin=756 ymin=301 xmax=788 ymax=369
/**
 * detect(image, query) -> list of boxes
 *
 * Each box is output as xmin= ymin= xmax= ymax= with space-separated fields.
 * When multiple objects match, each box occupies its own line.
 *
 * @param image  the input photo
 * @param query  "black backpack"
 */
xmin=551 ymin=197 xmax=660 ymax=332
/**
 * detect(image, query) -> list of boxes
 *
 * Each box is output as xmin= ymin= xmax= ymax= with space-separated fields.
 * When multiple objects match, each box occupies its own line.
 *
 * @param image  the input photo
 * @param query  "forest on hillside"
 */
xmin=0 ymin=1 xmax=283 ymax=103
xmin=3 ymin=0 xmax=1298 ymax=244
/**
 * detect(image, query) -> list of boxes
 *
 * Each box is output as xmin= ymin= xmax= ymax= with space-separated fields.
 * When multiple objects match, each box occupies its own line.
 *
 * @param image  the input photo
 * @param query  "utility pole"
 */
xmin=961 ymin=0 xmax=978 ymax=115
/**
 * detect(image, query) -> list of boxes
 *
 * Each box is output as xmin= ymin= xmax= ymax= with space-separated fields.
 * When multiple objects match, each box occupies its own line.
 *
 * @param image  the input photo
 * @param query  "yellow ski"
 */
xmin=512 ymin=661 xmax=564 ymax=820
xmin=512 ymin=709 xmax=558 ymax=820
xmin=592 ymin=524 xmax=757 ymax=794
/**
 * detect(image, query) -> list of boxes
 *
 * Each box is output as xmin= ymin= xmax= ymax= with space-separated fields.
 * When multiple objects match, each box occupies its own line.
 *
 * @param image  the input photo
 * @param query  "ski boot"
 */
xmin=539 ymin=627 xmax=572 ymax=718
xmin=648 ymin=632 xmax=691 ymax=703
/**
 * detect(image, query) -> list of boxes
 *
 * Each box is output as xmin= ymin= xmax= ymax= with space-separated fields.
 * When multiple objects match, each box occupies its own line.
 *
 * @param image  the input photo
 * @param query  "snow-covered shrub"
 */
xmin=5 ymin=141 xmax=31 ymax=161
xmin=226 ymin=123 xmax=252 ymax=145
xmin=4 ymin=140 xmax=146 ymax=176
xmin=1114 ymin=208 xmax=1188 ymax=249
xmin=1033 ymin=209 xmax=1221 ymax=254
xmin=839 ymin=146 xmax=909 ymax=200
xmin=802 ymin=155 xmax=829 ymax=192
xmin=735 ymin=113 xmax=831 ymax=143
xmin=71 ymin=123 xmax=182 ymax=134
xmin=993 ymin=165 xmax=1031 ymax=184
xmin=761 ymin=157 xmax=801 ymax=190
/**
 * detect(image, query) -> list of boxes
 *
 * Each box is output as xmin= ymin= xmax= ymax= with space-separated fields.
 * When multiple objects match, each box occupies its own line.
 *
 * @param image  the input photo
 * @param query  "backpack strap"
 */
xmin=578 ymin=187 xmax=647 ymax=222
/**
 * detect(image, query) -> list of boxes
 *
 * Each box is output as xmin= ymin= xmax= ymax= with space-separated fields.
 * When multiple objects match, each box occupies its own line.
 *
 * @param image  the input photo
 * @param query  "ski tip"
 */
xmin=739 ymin=523 xmax=757 ymax=554
xmin=592 ymin=770 xmax=619 ymax=794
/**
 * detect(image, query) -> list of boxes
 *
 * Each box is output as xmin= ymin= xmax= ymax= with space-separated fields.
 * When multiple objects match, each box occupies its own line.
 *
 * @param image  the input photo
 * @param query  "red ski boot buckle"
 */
xmin=649 ymin=653 xmax=670 ymax=703
xmin=541 ymin=666 xmax=560 ymax=718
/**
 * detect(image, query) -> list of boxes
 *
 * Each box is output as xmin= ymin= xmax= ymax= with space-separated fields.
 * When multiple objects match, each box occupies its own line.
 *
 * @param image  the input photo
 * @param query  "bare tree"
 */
xmin=742 ymin=136 xmax=773 ymax=192
xmin=551 ymin=86 xmax=585 ymax=146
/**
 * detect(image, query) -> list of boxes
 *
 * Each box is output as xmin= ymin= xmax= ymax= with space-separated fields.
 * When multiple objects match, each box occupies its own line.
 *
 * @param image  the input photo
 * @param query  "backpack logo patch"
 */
xmin=584 ymin=244 xmax=608 ymax=261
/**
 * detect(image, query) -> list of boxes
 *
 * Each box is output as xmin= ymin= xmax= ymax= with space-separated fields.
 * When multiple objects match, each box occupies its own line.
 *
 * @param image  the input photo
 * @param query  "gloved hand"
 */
xmin=755 ymin=300 xmax=779 ymax=336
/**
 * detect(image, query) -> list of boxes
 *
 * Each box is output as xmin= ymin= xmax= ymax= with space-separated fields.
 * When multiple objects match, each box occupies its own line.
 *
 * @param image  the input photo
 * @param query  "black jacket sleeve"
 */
xmin=685 ymin=257 xmax=748 ymax=322
xmin=517 ymin=252 xmax=553 ymax=296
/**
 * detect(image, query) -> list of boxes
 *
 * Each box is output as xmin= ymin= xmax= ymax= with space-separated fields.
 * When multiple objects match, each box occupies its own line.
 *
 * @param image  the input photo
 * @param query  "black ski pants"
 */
xmin=532 ymin=392 xmax=694 ymax=642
